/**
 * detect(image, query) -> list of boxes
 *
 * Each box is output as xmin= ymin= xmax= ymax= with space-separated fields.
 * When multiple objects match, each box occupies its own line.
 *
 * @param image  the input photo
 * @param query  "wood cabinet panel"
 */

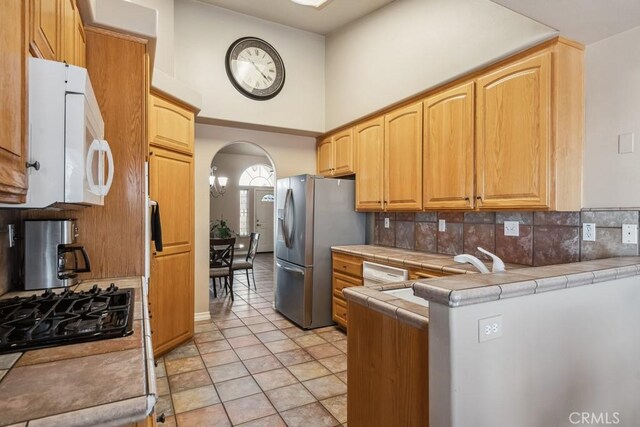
xmin=61 ymin=0 xmax=74 ymax=64
xmin=476 ymin=52 xmax=551 ymax=209
xmin=30 ymin=0 xmax=59 ymax=60
xmin=317 ymin=137 xmax=333 ymax=177
xmin=149 ymin=94 xmax=195 ymax=155
xmin=355 ymin=117 xmax=384 ymax=211
xmin=332 ymin=253 xmax=363 ymax=278
xmin=385 ymin=101 xmax=423 ymax=211
xmin=74 ymin=6 xmax=86 ymax=68
xmin=332 ymin=128 xmax=355 ymax=176
xmin=333 ymin=297 xmax=348 ymax=329
xmin=0 ymin=0 xmax=29 ymax=203
xmin=333 ymin=272 xmax=361 ymax=298
xmin=423 ymin=82 xmax=475 ymax=210
xmin=347 ymin=301 xmax=428 ymax=426
xmin=150 ymin=251 xmax=193 ymax=355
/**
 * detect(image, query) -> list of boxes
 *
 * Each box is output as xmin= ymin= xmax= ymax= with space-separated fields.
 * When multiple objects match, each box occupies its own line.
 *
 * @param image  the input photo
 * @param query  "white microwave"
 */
xmin=0 ymin=58 xmax=114 ymax=209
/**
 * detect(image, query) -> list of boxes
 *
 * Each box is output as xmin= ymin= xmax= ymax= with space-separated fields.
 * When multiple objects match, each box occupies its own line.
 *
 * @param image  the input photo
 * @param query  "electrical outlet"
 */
xmin=384 ymin=218 xmax=390 ymax=229
xmin=478 ymin=315 xmax=502 ymax=342
xmin=504 ymin=221 xmax=520 ymax=237
xmin=583 ymin=223 xmax=596 ymax=242
xmin=438 ymin=219 xmax=446 ymax=232
xmin=622 ymin=224 xmax=638 ymax=244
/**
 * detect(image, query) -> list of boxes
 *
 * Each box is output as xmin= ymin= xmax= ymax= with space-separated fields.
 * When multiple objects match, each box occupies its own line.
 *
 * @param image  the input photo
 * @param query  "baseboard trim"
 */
xmin=194 ymin=311 xmax=211 ymax=322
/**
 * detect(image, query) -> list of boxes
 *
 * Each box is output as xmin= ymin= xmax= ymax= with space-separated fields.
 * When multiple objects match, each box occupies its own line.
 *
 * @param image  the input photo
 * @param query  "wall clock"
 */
xmin=225 ymin=37 xmax=286 ymax=100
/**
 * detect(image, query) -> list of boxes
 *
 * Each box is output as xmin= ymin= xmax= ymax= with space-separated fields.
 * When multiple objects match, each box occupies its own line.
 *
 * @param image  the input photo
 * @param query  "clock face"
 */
xmin=225 ymin=37 xmax=285 ymax=100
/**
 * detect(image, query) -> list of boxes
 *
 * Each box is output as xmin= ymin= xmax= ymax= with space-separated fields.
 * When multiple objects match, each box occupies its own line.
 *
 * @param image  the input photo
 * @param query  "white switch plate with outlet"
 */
xmin=504 ymin=221 xmax=520 ymax=237
xmin=478 ymin=315 xmax=502 ymax=342
xmin=384 ymin=218 xmax=390 ymax=229
xmin=438 ymin=219 xmax=446 ymax=232
xmin=583 ymin=223 xmax=596 ymax=242
xmin=622 ymin=224 xmax=638 ymax=244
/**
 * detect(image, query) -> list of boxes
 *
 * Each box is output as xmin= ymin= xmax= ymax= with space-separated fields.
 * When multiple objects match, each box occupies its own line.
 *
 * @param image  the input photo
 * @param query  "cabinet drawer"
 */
xmin=333 ymin=297 xmax=348 ymax=328
xmin=333 ymin=272 xmax=362 ymax=298
xmin=333 ymin=253 xmax=363 ymax=278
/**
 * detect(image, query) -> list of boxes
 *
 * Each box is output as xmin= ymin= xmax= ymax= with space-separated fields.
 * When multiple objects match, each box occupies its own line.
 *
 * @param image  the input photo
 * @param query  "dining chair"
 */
xmin=209 ymin=237 xmax=236 ymax=301
xmin=232 ymin=233 xmax=260 ymax=291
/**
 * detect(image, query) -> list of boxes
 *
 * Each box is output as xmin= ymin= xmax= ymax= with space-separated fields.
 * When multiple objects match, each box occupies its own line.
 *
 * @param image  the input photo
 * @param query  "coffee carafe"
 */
xmin=24 ymin=219 xmax=91 ymax=290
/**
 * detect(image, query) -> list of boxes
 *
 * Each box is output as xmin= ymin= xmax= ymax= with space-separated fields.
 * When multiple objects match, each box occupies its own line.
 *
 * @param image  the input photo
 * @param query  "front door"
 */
xmin=254 ymin=188 xmax=274 ymax=252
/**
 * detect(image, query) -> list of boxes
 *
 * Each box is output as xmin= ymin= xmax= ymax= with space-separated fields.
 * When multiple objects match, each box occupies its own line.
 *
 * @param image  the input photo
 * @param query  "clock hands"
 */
xmin=249 ymin=60 xmax=269 ymax=81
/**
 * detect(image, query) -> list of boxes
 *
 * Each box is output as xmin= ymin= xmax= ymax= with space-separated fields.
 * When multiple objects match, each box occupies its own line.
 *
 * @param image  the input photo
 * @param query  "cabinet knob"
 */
xmin=476 ymin=196 xmax=483 ymax=200
xmin=25 ymin=161 xmax=40 ymax=171
xmin=157 ymin=413 xmax=166 ymax=423
xmin=464 ymin=197 xmax=470 ymax=201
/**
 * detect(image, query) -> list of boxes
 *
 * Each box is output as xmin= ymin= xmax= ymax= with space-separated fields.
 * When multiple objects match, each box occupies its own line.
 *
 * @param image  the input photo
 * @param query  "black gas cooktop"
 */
xmin=0 ymin=284 xmax=134 ymax=355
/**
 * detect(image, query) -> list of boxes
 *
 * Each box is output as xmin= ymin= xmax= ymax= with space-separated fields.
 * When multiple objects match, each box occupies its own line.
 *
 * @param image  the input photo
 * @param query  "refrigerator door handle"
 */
xmin=276 ymin=261 xmax=305 ymax=276
xmin=281 ymin=188 xmax=293 ymax=248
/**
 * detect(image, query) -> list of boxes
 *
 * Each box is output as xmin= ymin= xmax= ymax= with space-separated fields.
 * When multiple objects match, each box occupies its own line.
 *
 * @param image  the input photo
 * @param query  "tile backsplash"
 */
xmin=374 ymin=210 xmax=640 ymax=266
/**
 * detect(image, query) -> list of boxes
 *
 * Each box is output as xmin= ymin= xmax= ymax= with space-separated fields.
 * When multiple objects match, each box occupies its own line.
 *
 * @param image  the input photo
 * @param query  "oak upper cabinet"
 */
xmin=385 ymin=101 xmax=423 ymax=211
xmin=30 ymin=0 xmax=59 ymax=60
xmin=31 ymin=0 xmax=85 ymax=66
xmin=355 ymin=117 xmax=384 ymax=211
xmin=317 ymin=136 xmax=333 ymax=176
xmin=0 ymin=0 xmax=29 ymax=203
xmin=476 ymin=52 xmax=552 ymax=210
xmin=423 ymin=82 xmax=475 ymax=210
xmin=317 ymin=129 xmax=355 ymax=177
xmin=149 ymin=93 xmax=195 ymax=155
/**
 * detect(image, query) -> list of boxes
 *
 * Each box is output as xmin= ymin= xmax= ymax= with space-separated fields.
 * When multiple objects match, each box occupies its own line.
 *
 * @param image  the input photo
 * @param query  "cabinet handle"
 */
xmin=157 ymin=413 xmax=166 ymax=423
xmin=25 ymin=161 xmax=40 ymax=171
xmin=476 ymin=196 xmax=483 ymax=200
xmin=464 ymin=197 xmax=470 ymax=201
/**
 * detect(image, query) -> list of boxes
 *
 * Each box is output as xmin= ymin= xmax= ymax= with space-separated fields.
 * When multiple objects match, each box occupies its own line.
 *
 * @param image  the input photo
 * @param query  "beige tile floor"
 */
xmin=154 ymin=254 xmax=348 ymax=426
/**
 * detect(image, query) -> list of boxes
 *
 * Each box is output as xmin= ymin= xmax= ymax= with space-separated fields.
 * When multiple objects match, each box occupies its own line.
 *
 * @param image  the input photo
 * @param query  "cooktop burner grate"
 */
xmin=0 ymin=284 xmax=135 ymax=354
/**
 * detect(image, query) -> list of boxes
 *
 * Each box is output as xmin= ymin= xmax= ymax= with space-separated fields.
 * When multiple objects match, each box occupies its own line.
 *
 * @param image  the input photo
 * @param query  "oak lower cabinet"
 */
xmin=317 ymin=128 xmax=355 ymax=177
xmin=0 ymin=0 xmax=29 ymax=203
xmin=354 ymin=117 xmax=384 ymax=211
xmin=385 ymin=101 xmax=423 ymax=211
xmin=423 ymin=81 xmax=475 ymax=210
xmin=331 ymin=253 xmax=363 ymax=328
xmin=149 ymin=147 xmax=194 ymax=355
xmin=475 ymin=41 xmax=583 ymax=211
xmin=347 ymin=301 xmax=428 ymax=426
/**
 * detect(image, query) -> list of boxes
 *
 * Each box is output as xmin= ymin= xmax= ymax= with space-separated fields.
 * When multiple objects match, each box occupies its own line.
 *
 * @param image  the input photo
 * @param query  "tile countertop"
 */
xmin=337 ymin=246 xmax=640 ymax=329
xmin=0 ymin=277 xmax=156 ymax=427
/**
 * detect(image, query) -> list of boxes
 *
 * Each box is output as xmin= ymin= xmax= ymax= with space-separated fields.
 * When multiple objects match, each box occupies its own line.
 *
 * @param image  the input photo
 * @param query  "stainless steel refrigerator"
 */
xmin=275 ymin=175 xmax=365 ymax=329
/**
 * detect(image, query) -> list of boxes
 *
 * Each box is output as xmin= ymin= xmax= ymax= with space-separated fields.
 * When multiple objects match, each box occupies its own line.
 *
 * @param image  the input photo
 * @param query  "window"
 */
xmin=239 ymin=189 xmax=248 ymax=236
xmin=239 ymin=164 xmax=274 ymax=187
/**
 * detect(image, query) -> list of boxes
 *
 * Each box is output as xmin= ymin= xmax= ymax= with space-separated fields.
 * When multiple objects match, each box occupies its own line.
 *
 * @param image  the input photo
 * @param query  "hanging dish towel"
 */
xmin=151 ymin=203 xmax=163 ymax=251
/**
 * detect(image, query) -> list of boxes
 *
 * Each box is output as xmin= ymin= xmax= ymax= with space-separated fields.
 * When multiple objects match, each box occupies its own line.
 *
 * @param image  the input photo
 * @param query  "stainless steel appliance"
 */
xmin=24 ymin=219 xmax=91 ymax=290
xmin=275 ymin=175 xmax=365 ymax=329
xmin=0 ymin=284 xmax=134 ymax=354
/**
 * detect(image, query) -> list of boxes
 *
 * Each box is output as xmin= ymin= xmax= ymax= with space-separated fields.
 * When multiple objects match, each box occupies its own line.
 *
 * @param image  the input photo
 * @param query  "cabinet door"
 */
xmin=149 ymin=148 xmax=194 ymax=355
xmin=74 ymin=4 xmax=85 ymax=67
xmin=61 ymin=0 xmax=75 ymax=64
xmin=333 ymin=128 xmax=355 ymax=176
xmin=385 ymin=102 xmax=423 ymax=211
xmin=317 ymin=137 xmax=333 ymax=177
xmin=355 ymin=117 xmax=384 ymax=211
xmin=476 ymin=52 xmax=551 ymax=209
xmin=149 ymin=94 xmax=195 ymax=155
xmin=423 ymin=82 xmax=475 ymax=210
xmin=0 ymin=0 xmax=29 ymax=203
xmin=30 ymin=0 xmax=59 ymax=60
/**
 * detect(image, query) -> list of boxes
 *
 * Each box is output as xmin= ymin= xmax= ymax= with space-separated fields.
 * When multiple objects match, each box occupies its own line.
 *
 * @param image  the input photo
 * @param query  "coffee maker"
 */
xmin=24 ymin=219 xmax=91 ymax=290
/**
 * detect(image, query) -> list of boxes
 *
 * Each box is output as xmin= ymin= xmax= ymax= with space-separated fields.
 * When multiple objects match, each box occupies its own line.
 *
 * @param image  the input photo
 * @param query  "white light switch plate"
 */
xmin=619 ymin=133 xmax=635 ymax=154
xmin=504 ymin=221 xmax=520 ymax=237
xmin=384 ymin=218 xmax=390 ymax=229
xmin=583 ymin=223 xmax=596 ymax=242
xmin=478 ymin=315 xmax=502 ymax=342
xmin=438 ymin=219 xmax=446 ymax=232
xmin=622 ymin=224 xmax=638 ymax=244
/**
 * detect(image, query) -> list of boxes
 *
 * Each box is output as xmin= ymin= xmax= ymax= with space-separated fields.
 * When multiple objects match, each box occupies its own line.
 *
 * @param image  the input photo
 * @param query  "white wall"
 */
xmin=324 ymin=0 xmax=557 ymax=130
xmin=583 ymin=25 xmax=640 ymax=208
xmin=194 ymin=123 xmax=317 ymax=315
xmin=209 ymin=152 xmax=272 ymax=241
xmin=174 ymin=0 xmax=325 ymax=133
xmin=430 ymin=276 xmax=640 ymax=426
xmin=127 ymin=0 xmax=175 ymax=75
